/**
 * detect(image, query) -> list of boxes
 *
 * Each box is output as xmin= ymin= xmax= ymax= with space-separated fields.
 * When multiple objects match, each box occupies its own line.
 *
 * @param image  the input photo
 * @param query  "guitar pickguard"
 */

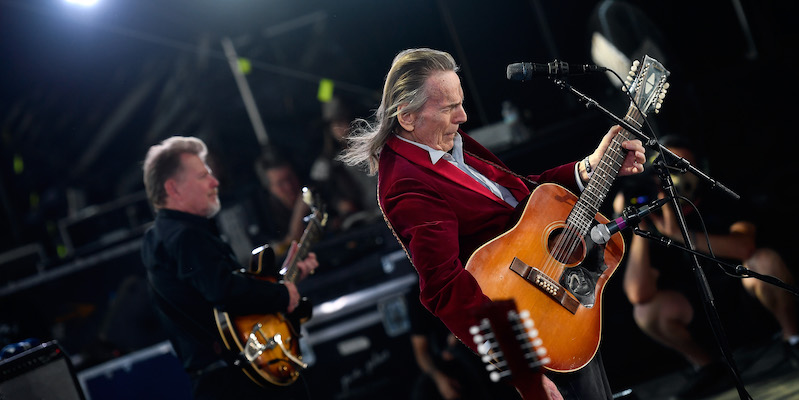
xmin=559 ymin=238 xmax=608 ymax=308
xmin=509 ymin=234 xmax=608 ymax=313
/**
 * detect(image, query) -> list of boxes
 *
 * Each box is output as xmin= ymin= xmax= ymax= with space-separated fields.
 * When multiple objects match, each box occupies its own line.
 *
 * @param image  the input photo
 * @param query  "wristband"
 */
xmin=583 ymin=156 xmax=593 ymax=178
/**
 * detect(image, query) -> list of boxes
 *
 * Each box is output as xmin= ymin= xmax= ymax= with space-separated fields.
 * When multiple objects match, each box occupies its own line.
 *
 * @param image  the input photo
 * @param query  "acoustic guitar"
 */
xmin=471 ymin=299 xmax=550 ymax=400
xmin=214 ymin=187 xmax=327 ymax=386
xmin=465 ymin=56 xmax=670 ymax=372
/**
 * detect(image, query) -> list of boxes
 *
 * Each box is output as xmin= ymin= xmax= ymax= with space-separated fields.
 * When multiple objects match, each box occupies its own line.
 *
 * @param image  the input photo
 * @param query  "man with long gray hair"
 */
xmin=340 ymin=48 xmax=647 ymax=399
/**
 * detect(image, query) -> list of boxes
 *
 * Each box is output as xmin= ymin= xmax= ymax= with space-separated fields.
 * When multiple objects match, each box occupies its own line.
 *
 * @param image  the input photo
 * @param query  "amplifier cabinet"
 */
xmin=299 ymin=272 xmax=420 ymax=400
xmin=0 ymin=341 xmax=85 ymax=400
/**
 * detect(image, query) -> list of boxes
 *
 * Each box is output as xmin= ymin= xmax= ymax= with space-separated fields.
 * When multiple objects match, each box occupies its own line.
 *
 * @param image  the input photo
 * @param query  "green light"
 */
xmin=57 ymin=244 xmax=68 ymax=259
xmin=317 ymin=79 xmax=334 ymax=102
xmin=30 ymin=192 xmax=40 ymax=209
xmin=238 ymin=58 xmax=252 ymax=75
xmin=13 ymin=154 xmax=23 ymax=174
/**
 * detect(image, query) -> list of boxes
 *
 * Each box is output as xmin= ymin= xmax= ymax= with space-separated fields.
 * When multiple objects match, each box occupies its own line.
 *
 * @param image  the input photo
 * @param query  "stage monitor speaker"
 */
xmin=0 ymin=341 xmax=85 ymax=400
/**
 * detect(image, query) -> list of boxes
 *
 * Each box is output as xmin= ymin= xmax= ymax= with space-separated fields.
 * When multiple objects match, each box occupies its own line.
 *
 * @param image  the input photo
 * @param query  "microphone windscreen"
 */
xmin=506 ymin=63 xmax=525 ymax=81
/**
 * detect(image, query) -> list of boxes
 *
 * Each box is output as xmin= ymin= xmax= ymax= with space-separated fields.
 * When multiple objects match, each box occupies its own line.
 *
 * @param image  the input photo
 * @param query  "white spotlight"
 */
xmin=65 ymin=0 xmax=99 ymax=6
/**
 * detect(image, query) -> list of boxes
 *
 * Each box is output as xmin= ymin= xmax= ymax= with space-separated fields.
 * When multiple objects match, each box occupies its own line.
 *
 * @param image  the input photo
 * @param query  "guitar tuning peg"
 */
xmin=536 ymin=347 xmax=548 ymax=357
xmin=472 ymin=333 xmax=484 ymax=345
xmin=663 ymin=82 xmax=670 ymax=90
xmin=522 ymin=317 xmax=534 ymax=328
xmin=489 ymin=371 xmax=502 ymax=382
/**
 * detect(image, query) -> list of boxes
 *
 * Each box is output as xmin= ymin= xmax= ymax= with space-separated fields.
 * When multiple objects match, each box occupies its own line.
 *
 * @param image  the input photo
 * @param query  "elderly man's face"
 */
xmin=171 ymin=153 xmax=220 ymax=218
xmin=399 ymin=70 xmax=467 ymax=152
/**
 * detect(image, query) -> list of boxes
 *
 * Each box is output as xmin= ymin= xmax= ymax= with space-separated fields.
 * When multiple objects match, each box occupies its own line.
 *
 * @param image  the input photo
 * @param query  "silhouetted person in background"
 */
xmin=618 ymin=135 xmax=799 ymax=399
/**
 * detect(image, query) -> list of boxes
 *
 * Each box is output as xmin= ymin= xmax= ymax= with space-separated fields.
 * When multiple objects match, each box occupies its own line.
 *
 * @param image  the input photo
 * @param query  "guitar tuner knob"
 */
xmin=536 ymin=347 xmax=548 ymax=356
xmin=523 ymin=319 xmax=534 ymax=329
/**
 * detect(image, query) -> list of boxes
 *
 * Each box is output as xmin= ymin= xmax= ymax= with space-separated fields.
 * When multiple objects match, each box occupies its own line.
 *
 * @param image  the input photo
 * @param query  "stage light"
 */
xmin=65 ymin=0 xmax=99 ymax=6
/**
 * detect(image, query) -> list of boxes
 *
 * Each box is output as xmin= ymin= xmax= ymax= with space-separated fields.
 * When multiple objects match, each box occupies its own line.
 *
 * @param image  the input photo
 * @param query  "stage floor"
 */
xmin=619 ymin=335 xmax=799 ymax=400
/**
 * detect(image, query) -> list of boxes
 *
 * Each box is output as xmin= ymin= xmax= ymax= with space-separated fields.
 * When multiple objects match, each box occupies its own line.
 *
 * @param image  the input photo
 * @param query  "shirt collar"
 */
xmin=395 ymin=133 xmax=463 ymax=165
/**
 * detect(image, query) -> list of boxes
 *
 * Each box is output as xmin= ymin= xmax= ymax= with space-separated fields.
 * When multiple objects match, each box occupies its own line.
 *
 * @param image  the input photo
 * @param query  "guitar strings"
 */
xmin=541 ymin=105 xmax=643 ymax=278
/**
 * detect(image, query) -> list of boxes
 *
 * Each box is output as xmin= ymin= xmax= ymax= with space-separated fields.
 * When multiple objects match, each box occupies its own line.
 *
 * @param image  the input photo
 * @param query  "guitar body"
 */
xmin=466 ymin=183 xmax=624 ymax=373
xmin=214 ymin=309 xmax=302 ymax=386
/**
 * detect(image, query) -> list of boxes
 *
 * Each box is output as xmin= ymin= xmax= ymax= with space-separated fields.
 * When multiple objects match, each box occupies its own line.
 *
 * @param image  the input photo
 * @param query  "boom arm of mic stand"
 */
xmin=633 ymin=228 xmax=799 ymax=296
xmin=550 ymin=78 xmax=740 ymax=201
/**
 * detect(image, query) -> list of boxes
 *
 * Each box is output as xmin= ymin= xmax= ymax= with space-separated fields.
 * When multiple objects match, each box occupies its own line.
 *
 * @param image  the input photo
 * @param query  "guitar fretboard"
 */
xmin=567 ymin=106 xmax=644 ymax=235
xmin=282 ymin=218 xmax=323 ymax=283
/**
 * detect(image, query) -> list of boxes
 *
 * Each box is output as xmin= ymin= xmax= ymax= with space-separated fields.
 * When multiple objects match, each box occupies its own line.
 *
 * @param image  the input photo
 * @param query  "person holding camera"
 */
xmin=618 ymin=135 xmax=799 ymax=399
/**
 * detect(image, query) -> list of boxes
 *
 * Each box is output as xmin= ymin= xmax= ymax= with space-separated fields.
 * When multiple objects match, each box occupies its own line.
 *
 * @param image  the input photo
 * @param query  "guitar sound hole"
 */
xmin=547 ymin=227 xmax=585 ymax=265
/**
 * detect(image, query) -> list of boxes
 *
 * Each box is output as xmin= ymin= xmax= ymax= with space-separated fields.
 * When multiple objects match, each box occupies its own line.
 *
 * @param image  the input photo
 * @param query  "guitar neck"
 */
xmin=565 ymin=55 xmax=669 ymax=236
xmin=568 ymin=106 xmax=643 ymax=235
xmin=281 ymin=219 xmax=322 ymax=283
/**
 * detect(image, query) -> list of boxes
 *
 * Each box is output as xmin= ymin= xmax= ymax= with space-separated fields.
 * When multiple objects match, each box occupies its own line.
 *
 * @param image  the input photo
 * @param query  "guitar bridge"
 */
xmin=243 ymin=323 xmax=308 ymax=369
xmin=509 ymin=258 xmax=579 ymax=314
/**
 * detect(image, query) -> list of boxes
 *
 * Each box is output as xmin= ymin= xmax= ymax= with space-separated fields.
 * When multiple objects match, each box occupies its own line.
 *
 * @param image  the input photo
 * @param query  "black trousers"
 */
xmin=547 ymin=351 xmax=613 ymax=400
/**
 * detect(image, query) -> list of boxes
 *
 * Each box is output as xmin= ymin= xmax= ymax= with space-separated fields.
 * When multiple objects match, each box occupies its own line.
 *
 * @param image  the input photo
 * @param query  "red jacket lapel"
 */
xmin=385 ymin=135 xmax=511 ymax=206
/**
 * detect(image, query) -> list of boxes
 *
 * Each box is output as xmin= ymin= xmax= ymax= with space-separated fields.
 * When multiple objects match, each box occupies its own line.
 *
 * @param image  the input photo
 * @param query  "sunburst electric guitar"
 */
xmin=465 ymin=56 xmax=670 ymax=372
xmin=471 ymin=299 xmax=550 ymax=400
xmin=214 ymin=187 xmax=327 ymax=386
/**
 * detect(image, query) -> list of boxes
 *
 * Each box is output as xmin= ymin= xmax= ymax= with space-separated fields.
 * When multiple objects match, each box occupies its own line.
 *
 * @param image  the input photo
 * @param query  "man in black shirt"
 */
xmin=141 ymin=136 xmax=318 ymax=399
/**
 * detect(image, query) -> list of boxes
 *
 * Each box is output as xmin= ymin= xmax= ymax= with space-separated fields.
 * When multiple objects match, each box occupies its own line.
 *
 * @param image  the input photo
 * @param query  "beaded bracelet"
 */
xmin=583 ymin=155 xmax=594 ymax=179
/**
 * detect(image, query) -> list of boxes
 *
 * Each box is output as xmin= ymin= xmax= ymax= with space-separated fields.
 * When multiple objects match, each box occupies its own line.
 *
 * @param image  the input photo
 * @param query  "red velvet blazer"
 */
xmin=378 ymin=132 xmax=581 ymax=351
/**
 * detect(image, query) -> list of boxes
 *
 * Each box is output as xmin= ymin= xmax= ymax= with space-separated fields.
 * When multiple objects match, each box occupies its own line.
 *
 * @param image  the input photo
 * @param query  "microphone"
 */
xmin=590 ymin=197 xmax=670 ymax=244
xmin=506 ymin=60 xmax=607 ymax=81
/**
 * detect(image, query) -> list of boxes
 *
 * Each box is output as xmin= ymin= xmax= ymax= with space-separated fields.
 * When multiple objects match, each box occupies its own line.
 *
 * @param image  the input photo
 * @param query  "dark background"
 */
xmin=0 ymin=0 xmax=796 ymax=396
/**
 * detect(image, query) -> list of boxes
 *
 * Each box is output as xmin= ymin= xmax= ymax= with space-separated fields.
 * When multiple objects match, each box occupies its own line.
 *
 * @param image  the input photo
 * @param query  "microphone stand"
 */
xmin=632 ymin=227 xmax=799 ymax=297
xmin=549 ymin=78 xmax=753 ymax=399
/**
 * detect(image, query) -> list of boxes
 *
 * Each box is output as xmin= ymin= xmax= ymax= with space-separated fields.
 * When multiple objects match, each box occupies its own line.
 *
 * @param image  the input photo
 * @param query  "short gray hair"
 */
xmin=142 ymin=136 xmax=208 ymax=209
xmin=338 ymin=48 xmax=458 ymax=175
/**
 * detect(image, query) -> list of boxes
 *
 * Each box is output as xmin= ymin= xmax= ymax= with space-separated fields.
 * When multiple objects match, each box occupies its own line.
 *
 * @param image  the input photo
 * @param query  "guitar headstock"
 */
xmin=301 ymin=186 xmax=329 ymax=230
xmin=622 ymin=55 xmax=670 ymax=115
xmin=470 ymin=299 xmax=549 ymax=389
